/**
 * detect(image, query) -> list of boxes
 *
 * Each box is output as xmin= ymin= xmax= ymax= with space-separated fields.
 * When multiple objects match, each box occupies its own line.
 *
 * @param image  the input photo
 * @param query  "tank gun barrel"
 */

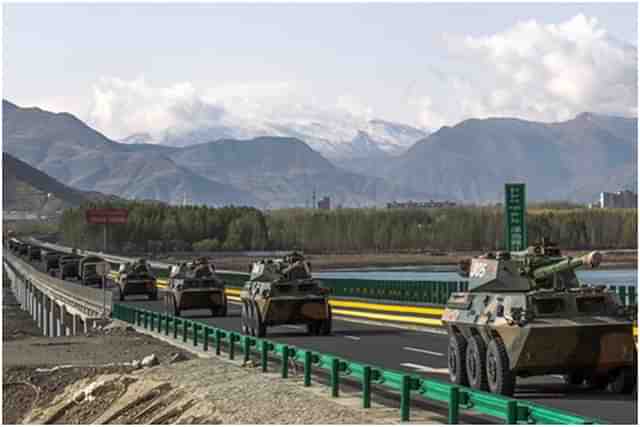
xmin=532 ymin=251 xmax=602 ymax=281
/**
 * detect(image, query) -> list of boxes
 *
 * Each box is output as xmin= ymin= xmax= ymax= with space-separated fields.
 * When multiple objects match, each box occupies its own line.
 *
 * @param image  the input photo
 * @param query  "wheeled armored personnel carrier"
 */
xmin=41 ymin=250 xmax=61 ymax=276
xmin=240 ymin=252 xmax=331 ymax=337
xmin=442 ymin=239 xmax=636 ymax=396
xmin=27 ymin=245 xmax=42 ymax=261
xmin=58 ymin=254 xmax=82 ymax=280
xmin=117 ymin=258 xmax=157 ymax=301
xmin=165 ymin=257 xmax=227 ymax=317
xmin=78 ymin=255 xmax=105 ymax=287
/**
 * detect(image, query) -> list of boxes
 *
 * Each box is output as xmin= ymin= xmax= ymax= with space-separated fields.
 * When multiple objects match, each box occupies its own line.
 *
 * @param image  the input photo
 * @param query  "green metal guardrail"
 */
xmin=112 ymin=303 xmax=600 ymax=425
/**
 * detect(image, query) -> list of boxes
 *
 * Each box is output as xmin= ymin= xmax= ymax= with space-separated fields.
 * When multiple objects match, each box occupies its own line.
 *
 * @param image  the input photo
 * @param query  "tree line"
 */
xmin=59 ymin=201 xmax=637 ymax=253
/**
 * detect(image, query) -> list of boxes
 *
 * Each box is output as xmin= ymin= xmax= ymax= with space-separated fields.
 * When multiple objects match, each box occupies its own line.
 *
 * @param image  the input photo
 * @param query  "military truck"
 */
xmin=78 ymin=255 xmax=105 ymax=287
xmin=58 ymin=254 xmax=82 ymax=280
xmin=240 ymin=252 xmax=331 ymax=337
xmin=117 ymin=258 xmax=157 ymax=301
xmin=442 ymin=239 xmax=636 ymax=396
xmin=41 ymin=250 xmax=61 ymax=276
xmin=165 ymin=257 xmax=227 ymax=317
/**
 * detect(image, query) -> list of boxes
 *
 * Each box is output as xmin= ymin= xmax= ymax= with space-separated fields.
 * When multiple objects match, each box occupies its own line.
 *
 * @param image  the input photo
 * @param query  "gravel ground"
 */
xmin=2 ymin=282 xmax=443 ymax=424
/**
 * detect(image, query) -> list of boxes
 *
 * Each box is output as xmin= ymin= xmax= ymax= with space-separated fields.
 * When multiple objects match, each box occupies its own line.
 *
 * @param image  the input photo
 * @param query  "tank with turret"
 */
xmin=117 ymin=258 xmax=157 ymax=301
xmin=165 ymin=257 xmax=227 ymax=317
xmin=441 ymin=238 xmax=636 ymax=396
xmin=239 ymin=252 xmax=331 ymax=337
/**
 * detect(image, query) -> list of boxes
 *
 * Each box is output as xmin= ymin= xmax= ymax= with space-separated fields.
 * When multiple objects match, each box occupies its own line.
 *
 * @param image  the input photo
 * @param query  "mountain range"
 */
xmin=3 ymin=99 xmax=637 ymax=206
xmin=2 ymin=100 xmax=434 ymax=208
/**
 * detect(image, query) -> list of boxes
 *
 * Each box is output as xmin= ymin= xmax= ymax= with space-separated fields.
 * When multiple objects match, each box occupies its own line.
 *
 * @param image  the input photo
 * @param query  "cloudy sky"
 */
xmin=4 ymin=3 xmax=638 ymax=141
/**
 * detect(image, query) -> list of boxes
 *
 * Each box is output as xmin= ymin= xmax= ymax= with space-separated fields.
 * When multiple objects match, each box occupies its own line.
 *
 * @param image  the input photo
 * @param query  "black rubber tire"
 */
xmin=586 ymin=373 xmax=608 ymax=391
xmin=564 ymin=371 xmax=585 ymax=386
xmin=248 ymin=302 xmax=257 ymax=336
xmin=119 ymin=289 xmax=125 ymax=301
xmin=486 ymin=338 xmax=516 ymax=396
xmin=320 ymin=306 xmax=332 ymax=335
xmin=254 ymin=302 xmax=266 ymax=337
xmin=172 ymin=296 xmax=180 ymax=317
xmin=241 ymin=303 xmax=250 ymax=335
xmin=608 ymin=367 xmax=635 ymax=394
xmin=466 ymin=334 xmax=489 ymax=391
xmin=448 ymin=334 xmax=468 ymax=386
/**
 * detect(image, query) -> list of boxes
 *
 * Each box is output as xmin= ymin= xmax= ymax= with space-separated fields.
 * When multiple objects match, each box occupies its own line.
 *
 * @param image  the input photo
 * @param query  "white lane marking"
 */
xmin=403 ymin=346 xmax=444 ymax=357
xmin=344 ymin=335 xmax=361 ymax=341
xmin=401 ymin=363 xmax=449 ymax=374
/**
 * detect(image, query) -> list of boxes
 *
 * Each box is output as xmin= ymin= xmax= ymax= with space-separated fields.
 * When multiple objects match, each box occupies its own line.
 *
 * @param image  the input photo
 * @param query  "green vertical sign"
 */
xmin=505 ymin=183 xmax=527 ymax=251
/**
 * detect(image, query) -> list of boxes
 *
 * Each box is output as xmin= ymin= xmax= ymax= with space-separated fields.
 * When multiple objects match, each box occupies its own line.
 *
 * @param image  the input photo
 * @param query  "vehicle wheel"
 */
xmin=563 ymin=371 xmax=585 ymax=386
xmin=466 ymin=334 xmax=489 ymax=391
xmin=172 ymin=296 xmax=180 ymax=317
xmin=307 ymin=322 xmax=319 ymax=335
xmin=149 ymin=292 xmax=158 ymax=301
xmin=586 ymin=373 xmax=608 ymax=391
xmin=486 ymin=338 xmax=515 ymax=396
xmin=320 ymin=306 xmax=332 ymax=335
xmin=241 ymin=303 xmax=250 ymax=335
xmin=119 ymin=289 xmax=125 ymax=301
xmin=608 ymin=367 xmax=635 ymax=394
xmin=254 ymin=303 xmax=266 ymax=338
xmin=448 ymin=334 xmax=468 ymax=386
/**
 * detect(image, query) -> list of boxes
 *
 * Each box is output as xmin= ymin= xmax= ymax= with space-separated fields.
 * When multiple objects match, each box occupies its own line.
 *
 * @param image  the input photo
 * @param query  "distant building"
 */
xmin=318 ymin=196 xmax=331 ymax=210
xmin=386 ymin=200 xmax=457 ymax=209
xmin=590 ymin=190 xmax=637 ymax=208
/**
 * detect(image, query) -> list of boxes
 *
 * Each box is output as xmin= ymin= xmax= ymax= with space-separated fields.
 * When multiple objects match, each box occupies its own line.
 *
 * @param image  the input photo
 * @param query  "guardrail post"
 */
xmin=281 ymin=345 xmax=290 ymax=378
xmin=330 ymin=358 xmax=339 ymax=397
xmin=215 ymin=329 xmax=222 ymax=355
xmin=261 ymin=341 xmax=269 ymax=372
xmin=448 ymin=386 xmax=459 ymax=424
xmin=243 ymin=336 xmax=252 ymax=362
xmin=400 ymin=375 xmax=411 ymax=422
xmin=164 ymin=314 xmax=170 ymax=335
xmin=507 ymin=400 xmax=518 ymax=424
xmin=183 ymin=320 xmax=189 ymax=343
xmin=193 ymin=323 xmax=199 ymax=346
xmin=150 ymin=313 xmax=155 ymax=332
xmin=203 ymin=327 xmax=210 ymax=351
xmin=229 ymin=333 xmax=236 ymax=360
xmin=303 ymin=351 xmax=312 ymax=386
xmin=362 ymin=366 xmax=371 ymax=408
xmin=173 ymin=318 xmax=179 ymax=339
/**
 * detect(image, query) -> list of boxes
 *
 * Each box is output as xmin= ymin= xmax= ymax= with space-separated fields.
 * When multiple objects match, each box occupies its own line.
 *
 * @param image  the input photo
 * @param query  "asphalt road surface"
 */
xmin=19 ymin=255 xmax=638 ymax=424
xmin=117 ymin=289 xmax=637 ymax=424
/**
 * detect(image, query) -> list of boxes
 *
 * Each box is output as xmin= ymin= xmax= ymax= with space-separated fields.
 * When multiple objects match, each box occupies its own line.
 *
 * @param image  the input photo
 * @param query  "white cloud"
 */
xmin=413 ymin=14 xmax=637 ymax=129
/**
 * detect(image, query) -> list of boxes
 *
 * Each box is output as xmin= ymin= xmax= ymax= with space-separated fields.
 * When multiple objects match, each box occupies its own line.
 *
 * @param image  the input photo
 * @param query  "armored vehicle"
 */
xmin=165 ymin=257 xmax=227 ymax=317
xmin=27 ymin=245 xmax=42 ymax=261
xmin=78 ymin=255 xmax=105 ymax=287
xmin=117 ymin=258 xmax=157 ymax=301
xmin=41 ymin=250 xmax=61 ymax=276
xmin=58 ymin=254 xmax=82 ymax=280
xmin=240 ymin=252 xmax=331 ymax=337
xmin=442 ymin=239 xmax=636 ymax=396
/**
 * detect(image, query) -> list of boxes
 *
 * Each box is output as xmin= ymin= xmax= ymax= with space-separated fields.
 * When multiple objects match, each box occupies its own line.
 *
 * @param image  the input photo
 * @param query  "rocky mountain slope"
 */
xmin=382 ymin=113 xmax=637 ymax=203
xmin=2 ymin=152 xmax=115 ymax=214
xmin=3 ymin=101 xmax=432 ymax=207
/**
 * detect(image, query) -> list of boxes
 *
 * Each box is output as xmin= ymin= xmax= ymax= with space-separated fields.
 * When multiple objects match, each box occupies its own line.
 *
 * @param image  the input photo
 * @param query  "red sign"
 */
xmin=85 ymin=208 xmax=129 ymax=225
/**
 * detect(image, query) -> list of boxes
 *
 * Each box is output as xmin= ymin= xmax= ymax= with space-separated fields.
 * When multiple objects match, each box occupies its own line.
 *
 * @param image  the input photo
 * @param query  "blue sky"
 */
xmin=4 ymin=3 xmax=637 ymax=139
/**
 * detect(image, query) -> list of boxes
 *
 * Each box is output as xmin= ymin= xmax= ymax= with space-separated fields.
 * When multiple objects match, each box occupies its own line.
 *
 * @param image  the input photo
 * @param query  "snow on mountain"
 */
xmin=121 ymin=115 xmax=428 ymax=161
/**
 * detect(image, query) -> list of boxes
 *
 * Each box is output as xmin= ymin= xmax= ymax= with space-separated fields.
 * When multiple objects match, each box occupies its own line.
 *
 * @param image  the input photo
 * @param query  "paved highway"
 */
xmin=118 ymin=290 xmax=636 ymax=424
xmin=17 ymin=253 xmax=638 ymax=424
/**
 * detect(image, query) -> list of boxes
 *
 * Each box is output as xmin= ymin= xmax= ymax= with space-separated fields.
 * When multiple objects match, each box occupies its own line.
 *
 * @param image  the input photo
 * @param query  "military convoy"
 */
xmin=165 ymin=257 xmax=227 ymax=317
xmin=442 ymin=239 xmax=636 ymax=396
xmin=117 ymin=258 xmax=157 ymax=301
xmin=240 ymin=252 xmax=332 ymax=337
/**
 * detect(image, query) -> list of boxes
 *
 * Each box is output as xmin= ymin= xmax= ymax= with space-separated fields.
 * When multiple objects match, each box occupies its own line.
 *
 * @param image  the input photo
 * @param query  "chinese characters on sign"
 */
xmin=85 ymin=208 xmax=129 ymax=224
xmin=505 ymin=183 xmax=526 ymax=251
